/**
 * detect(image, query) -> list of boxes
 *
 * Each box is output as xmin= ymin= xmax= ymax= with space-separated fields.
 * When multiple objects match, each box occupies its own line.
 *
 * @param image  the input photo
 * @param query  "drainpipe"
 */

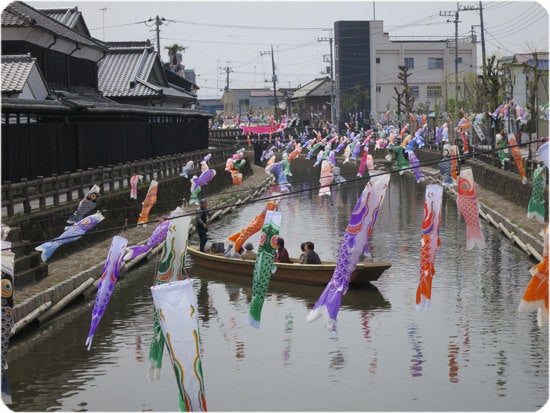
xmin=67 ymin=43 xmax=81 ymax=90
xmin=44 ymin=35 xmax=58 ymax=90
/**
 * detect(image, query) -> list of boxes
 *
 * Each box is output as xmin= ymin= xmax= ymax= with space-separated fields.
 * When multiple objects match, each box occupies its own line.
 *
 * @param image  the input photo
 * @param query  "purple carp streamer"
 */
xmin=306 ymin=173 xmax=390 ymax=330
xmin=266 ymin=162 xmax=290 ymax=193
xmin=85 ymin=235 xmax=128 ymax=350
xmin=35 ymin=212 xmax=105 ymax=262
xmin=456 ymin=168 xmax=485 ymax=250
xmin=1 ymin=241 xmax=14 ymax=405
xmin=416 ymin=184 xmax=443 ymax=310
xmin=123 ymin=220 xmax=170 ymax=262
xmin=248 ymin=210 xmax=282 ymax=328
xmin=151 ymin=279 xmax=207 ymax=412
xmin=148 ymin=208 xmax=192 ymax=381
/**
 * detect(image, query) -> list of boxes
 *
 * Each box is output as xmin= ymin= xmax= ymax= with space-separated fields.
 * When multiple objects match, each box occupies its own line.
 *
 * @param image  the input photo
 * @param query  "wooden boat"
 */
xmin=187 ymin=245 xmax=391 ymax=287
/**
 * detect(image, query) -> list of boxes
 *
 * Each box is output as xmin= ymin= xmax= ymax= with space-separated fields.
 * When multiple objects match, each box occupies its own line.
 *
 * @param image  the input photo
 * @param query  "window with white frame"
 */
xmin=410 ymin=86 xmax=419 ymax=98
xmin=404 ymin=57 xmax=414 ymax=68
xmin=428 ymin=57 xmax=444 ymax=69
xmin=426 ymin=85 xmax=443 ymax=98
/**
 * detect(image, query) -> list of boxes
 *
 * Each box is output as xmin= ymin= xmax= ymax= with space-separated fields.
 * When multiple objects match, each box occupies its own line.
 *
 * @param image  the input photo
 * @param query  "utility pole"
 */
xmin=479 ymin=1 xmax=487 ymax=78
xmin=148 ymin=15 xmax=166 ymax=56
xmin=219 ymin=63 xmax=233 ymax=92
xmin=260 ymin=46 xmax=278 ymax=119
xmin=318 ymin=32 xmax=335 ymax=127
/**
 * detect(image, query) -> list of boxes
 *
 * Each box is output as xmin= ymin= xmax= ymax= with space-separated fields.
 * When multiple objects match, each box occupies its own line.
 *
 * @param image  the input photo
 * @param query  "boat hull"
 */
xmin=187 ymin=246 xmax=391 ymax=286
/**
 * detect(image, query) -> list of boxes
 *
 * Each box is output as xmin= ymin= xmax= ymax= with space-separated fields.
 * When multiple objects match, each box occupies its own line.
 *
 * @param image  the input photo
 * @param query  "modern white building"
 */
xmin=334 ymin=20 xmax=478 ymax=124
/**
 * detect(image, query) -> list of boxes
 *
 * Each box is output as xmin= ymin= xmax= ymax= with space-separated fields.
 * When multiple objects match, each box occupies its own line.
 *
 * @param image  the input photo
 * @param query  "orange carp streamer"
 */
xmin=227 ymin=200 xmax=278 ymax=252
xmin=416 ymin=184 xmax=443 ymax=310
xmin=507 ymin=134 xmax=527 ymax=184
xmin=518 ymin=227 xmax=549 ymax=327
xmin=137 ymin=180 xmax=158 ymax=224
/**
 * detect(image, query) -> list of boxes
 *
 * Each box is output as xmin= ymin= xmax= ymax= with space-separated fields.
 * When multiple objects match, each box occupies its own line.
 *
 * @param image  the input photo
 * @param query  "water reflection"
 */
xmin=6 ymin=159 xmax=548 ymax=412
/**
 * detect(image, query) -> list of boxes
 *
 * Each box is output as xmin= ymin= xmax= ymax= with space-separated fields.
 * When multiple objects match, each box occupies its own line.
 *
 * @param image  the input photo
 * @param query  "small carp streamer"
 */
xmin=67 ymin=184 xmax=100 ymax=224
xmin=151 ymin=279 xmax=208 ymax=412
xmin=507 ymin=134 xmax=527 ymax=184
xmin=148 ymin=208 xmax=191 ymax=381
xmin=416 ymin=184 xmax=443 ymax=311
xmin=189 ymin=155 xmax=216 ymax=205
xmin=137 ymin=180 xmax=158 ymax=224
xmin=35 ymin=212 xmax=105 ymax=262
xmin=1 ymin=239 xmax=14 ymax=405
xmin=179 ymin=160 xmax=194 ymax=178
xmin=527 ymin=165 xmax=547 ymax=223
xmin=227 ymin=200 xmax=278 ymax=252
xmin=518 ymin=227 xmax=549 ymax=328
xmin=248 ymin=210 xmax=282 ymax=328
xmin=456 ymin=168 xmax=485 ymax=250
xmin=123 ymin=220 xmax=170 ymax=261
xmin=306 ymin=173 xmax=390 ymax=330
xmin=85 ymin=235 xmax=128 ymax=350
xmin=319 ymin=159 xmax=334 ymax=196
xmin=129 ymin=174 xmax=143 ymax=199
xmin=266 ymin=162 xmax=290 ymax=193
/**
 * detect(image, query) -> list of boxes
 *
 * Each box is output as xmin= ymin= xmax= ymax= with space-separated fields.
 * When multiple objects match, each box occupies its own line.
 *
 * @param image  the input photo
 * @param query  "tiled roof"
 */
xmin=1 ymin=54 xmax=39 ymax=93
xmin=40 ymin=6 xmax=89 ymax=35
xmin=98 ymin=45 xmax=161 ymax=97
xmin=291 ymin=77 xmax=331 ymax=99
xmin=250 ymin=89 xmax=284 ymax=97
xmin=2 ymin=1 xmax=104 ymax=50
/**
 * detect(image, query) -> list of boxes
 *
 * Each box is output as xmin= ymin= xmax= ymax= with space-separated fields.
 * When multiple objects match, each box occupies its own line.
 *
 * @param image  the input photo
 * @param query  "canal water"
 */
xmin=6 ymin=162 xmax=548 ymax=411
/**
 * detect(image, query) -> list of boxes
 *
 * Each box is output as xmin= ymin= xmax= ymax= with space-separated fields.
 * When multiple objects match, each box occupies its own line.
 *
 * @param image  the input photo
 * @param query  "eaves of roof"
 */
xmin=1 ymin=97 xmax=212 ymax=117
xmin=2 ymin=1 xmax=105 ymax=50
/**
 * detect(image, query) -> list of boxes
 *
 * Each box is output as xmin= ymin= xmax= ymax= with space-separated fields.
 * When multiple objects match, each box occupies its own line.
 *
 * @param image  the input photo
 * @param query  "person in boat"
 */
xmin=195 ymin=198 xmax=210 ymax=252
xmin=298 ymin=242 xmax=307 ymax=264
xmin=303 ymin=241 xmax=321 ymax=264
xmin=275 ymin=237 xmax=290 ymax=263
xmin=241 ymin=242 xmax=257 ymax=260
xmin=225 ymin=244 xmax=243 ymax=259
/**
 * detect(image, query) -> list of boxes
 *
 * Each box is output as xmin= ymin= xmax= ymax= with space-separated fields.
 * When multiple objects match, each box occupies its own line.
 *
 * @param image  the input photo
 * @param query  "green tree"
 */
xmin=339 ymin=84 xmax=369 ymax=119
xmin=165 ymin=43 xmax=187 ymax=65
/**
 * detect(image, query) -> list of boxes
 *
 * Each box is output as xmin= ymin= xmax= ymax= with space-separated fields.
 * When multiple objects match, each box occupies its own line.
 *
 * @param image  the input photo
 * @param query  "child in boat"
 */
xmin=241 ymin=243 xmax=257 ymax=260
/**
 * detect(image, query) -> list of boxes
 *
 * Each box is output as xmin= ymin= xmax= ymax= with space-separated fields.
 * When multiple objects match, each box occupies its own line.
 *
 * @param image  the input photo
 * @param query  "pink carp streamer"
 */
xmin=507 ymin=134 xmax=527 ymax=184
xmin=319 ymin=159 xmax=334 ymax=196
xmin=35 ymin=212 xmax=105 ymax=262
xmin=456 ymin=168 xmax=485 ymax=250
xmin=137 ymin=180 xmax=158 ymax=224
xmin=227 ymin=200 xmax=278 ymax=252
xmin=151 ymin=279 xmax=208 ymax=411
xmin=416 ymin=184 xmax=443 ymax=311
xmin=85 ymin=235 xmax=128 ymax=350
xmin=518 ymin=227 xmax=549 ymax=328
xmin=306 ymin=173 xmax=390 ymax=330
xmin=129 ymin=174 xmax=143 ymax=199
xmin=148 ymin=208 xmax=192 ymax=381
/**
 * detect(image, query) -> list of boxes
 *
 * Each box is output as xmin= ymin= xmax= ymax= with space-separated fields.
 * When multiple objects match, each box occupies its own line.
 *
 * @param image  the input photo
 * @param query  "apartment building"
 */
xmin=334 ymin=20 xmax=478 ymax=123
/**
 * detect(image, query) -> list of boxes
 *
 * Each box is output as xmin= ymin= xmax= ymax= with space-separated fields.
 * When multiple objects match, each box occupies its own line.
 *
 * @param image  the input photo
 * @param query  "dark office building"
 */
xmin=334 ymin=20 xmax=372 ymax=130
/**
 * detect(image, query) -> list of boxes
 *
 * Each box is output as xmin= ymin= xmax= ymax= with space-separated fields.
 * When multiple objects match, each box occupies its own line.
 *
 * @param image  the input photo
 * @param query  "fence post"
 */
xmin=52 ymin=174 xmax=60 ymax=207
xmin=37 ymin=176 xmax=46 ymax=210
xmin=21 ymin=178 xmax=31 ymax=214
xmin=65 ymin=171 xmax=73 ymax=202
xmin=77 ymin=169 xmax=84 ymax=199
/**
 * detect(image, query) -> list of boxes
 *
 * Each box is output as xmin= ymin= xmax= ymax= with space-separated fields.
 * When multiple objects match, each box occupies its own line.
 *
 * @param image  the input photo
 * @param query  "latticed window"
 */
xmin=427 ymin=85 xmax=442 ymax=98
xmin=428 ymin=57 xmax=444 ymax=69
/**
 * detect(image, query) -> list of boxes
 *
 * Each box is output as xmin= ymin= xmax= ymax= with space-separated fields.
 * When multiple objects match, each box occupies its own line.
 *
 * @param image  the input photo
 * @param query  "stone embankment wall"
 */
xmin=6 ymin=160 xmax=253 ymax=269
xmin=416 ymin=148 xmax=547 ymax=208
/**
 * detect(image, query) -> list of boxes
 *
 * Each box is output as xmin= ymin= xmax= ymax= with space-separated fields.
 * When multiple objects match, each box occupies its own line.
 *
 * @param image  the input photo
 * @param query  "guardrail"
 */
xmin=1 ymin=145 xmax=238 ymax=218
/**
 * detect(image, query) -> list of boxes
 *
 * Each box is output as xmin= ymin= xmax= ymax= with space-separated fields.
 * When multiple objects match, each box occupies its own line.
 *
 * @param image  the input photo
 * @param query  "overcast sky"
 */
xmin=22 ymin=0 xmax=550 ymax=99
